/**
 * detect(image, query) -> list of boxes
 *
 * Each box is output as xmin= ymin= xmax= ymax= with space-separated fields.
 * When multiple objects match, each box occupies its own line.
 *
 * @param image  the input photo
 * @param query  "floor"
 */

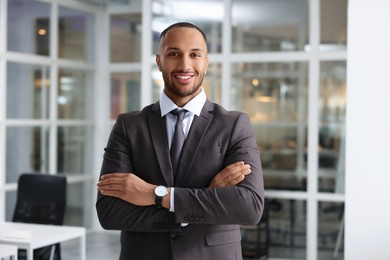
xmin=61 ymin=230 xmax=121 ymax=260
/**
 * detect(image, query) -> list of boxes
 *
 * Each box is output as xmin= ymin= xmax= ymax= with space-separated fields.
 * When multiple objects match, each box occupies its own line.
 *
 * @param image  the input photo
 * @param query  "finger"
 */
xmin=99 ymin=189 xmax=122 ymax=198
xmin=226 ymin=167 xmax=251 ymax=183
xmin=230 ymin=161 xmax=245 ymax=167
xmin=98 ymin=178 xmax=123 ymax=186
xmin=215 ymin=174 xmax=245 ymax=187
xmin=98 ymin=175 xmax=131 ymax=186
xmin=97 ymin=180 xmax=116 ymax=189
xmin=228 ymin=171 xmax=249 ymax=184
xmin=100 ymin=173 xmax=128 ymax=180
xmin=220 ymin=162 xmax=243 ymax=174
xmin=226 ymin=175 xmax=246 ymax=186
xmin=230 ymin=163 xmax=250 ymax=173
xmin=97 ymin=180 xmax=127 ymax=191
xmin=241 ymin=167 xmax=251 ymax=176
xmin=225 ymin=161 xmax=245 ymax=172
xmin=221 ymin=164 xmax=250 ymax=181
xmin=225 ymin=162 xmax=249 ymax=173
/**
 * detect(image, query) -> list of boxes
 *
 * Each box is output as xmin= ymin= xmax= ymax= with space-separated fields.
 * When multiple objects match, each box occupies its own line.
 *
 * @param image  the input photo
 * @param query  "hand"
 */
xmin=209 ymin=161 xmax=251 ymax=188
xmin=97 ymin=173 xmax=155 ymax=206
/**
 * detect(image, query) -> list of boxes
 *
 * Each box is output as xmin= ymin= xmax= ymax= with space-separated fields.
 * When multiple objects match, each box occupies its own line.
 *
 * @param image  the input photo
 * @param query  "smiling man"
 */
xmin=96 ymin=22 xmax=264 ymax=260
xmin=156 ymin=24 xmax=208 ymax=107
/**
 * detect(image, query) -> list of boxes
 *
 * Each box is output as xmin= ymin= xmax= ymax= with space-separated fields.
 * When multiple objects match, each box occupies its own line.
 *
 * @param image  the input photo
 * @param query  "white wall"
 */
xmin=345 ymin=0 xmax=390 ymax=259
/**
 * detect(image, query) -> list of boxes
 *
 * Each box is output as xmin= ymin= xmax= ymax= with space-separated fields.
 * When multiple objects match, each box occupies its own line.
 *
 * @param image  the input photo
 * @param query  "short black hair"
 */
xmin=159 ymin=22 xmax=208 ymax=45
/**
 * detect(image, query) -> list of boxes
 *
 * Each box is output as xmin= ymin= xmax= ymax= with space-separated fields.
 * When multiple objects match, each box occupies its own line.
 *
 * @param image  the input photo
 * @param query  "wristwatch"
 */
xmin=154 ymin=185 xmax=168 ymax=208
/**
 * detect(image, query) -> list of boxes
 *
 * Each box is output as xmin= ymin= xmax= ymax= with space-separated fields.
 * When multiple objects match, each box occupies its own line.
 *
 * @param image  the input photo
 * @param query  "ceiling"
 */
xmin=74 ymin=0 xmax=131 ymax=7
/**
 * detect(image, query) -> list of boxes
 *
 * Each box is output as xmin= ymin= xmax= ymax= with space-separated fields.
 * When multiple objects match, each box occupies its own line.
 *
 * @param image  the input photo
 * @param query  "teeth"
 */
xmin=176 ymin=75 xmax=191 ymax=79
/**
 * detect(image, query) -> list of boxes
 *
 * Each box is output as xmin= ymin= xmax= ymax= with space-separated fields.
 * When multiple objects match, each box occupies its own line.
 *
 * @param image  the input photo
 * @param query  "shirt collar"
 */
xmin=160 ymin=88 xmax=206 ymax=117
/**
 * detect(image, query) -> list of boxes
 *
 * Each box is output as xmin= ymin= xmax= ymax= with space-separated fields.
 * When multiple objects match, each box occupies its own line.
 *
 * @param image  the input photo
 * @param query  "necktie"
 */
xmin=170 ymin=109 xmax=187 ymax=175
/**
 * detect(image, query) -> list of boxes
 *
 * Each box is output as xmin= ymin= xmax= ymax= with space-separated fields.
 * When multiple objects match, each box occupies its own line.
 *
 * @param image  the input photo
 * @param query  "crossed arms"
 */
xmin=96 ymin=110 xmax=264 ymax=232
xmin=97 ymin=161 xmax=251 ymax=209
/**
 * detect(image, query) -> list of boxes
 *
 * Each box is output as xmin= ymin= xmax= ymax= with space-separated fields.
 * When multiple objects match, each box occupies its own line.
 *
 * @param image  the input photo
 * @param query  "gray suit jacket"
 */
xmin=96 ymin=100 xmax=264 ymax=260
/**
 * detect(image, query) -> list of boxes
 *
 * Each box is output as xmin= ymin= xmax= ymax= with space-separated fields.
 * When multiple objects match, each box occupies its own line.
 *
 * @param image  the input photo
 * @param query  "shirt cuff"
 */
xmin=169 ymin=187 xmax=188 ymax=227
xmin=169 ymin=187 xmax=175 ymax=212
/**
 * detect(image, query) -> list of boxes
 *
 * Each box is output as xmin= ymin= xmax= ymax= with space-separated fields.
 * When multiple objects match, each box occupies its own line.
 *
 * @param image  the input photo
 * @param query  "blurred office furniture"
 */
xmin=0 ymin=222 xmax=86 ymax=260
xmin=318 ymin=203 xmax=344 ymax=259
xmin=12 ymin=173 xmax=67 ymax=260
xmin=0 ymin=244 xmax=18 ymax=259
xmin=319 ymin=128 xmax=345 ymax=259
xmin=241 ymin=200 xmax=270 ymax=259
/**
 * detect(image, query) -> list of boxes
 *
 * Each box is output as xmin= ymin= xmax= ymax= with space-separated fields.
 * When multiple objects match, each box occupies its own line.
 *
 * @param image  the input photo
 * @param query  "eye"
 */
xmin=167 ymin=52 xmax=179 ymax=57
xmin=191 ymin=53 xmax=201 ymax=58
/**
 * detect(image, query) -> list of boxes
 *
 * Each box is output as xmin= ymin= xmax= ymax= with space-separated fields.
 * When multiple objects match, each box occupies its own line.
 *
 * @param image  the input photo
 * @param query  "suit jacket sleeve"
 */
xmin=96 ymin=111 xmax=181 ymax=233
xmin=174 ymin=111 xmax=264 ymax=225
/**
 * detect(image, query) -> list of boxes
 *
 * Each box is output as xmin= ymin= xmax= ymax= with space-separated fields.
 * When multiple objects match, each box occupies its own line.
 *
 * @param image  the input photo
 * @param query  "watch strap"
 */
xmin=155 ymin=196 xmax=163 ymax=208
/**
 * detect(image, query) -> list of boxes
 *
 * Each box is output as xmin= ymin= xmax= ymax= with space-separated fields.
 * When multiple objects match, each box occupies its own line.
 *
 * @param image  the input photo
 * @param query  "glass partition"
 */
xmin=318 ymin=201 xmax=344 ymax=258
xmin=152 ymin=0 xmax=223 ymax=54
xmin=151 ymin=65 xmax=163 ymax=103
xmin=268 ymin=198 xmax=307 ymax=258
xmin=320 ymin=0 xmax=348 ymax=51
xmin=64 ymin=181 xmax=94 ymax=228
xmin=203 ymin=63 xmax=222 ymax=104
xmin=6 ymin=126 xmax=50 ymax=183
xmin=58 ymin=69 xmax=92 ymax=119
xmin=232 ymin=0 xmax=309 ymax=52
xmin=110 ymin=72 xmax=141 ymax=119
xmin=7 ymin=62 xmax=50 ymax=119
xmin=318 ymin=61 xmax=346 ymax=193
xmin=5 ymin=191 xmax=16 ymax=221
xmin=2 ymin=0 xmax=97 ymax=230
xmin=110 ymin=13 xmax=142 ymax=63
xmin=58 ymin=6 xmax=95 ymax=61
xmin=57 ymin=126 xmax=92 ymax=175
xmin=7 ymin=0 xmax=50 ymax=55
xmin=231 ymin=62 xmax=308 ymax=191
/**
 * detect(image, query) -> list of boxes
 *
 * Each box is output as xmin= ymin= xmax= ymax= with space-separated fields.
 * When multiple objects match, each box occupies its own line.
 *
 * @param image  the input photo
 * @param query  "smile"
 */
xmin=175 ymin=75 xmax=193 ymax=79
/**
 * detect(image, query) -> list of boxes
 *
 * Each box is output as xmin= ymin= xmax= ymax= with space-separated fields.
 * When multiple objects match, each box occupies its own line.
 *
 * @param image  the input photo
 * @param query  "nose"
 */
xmin=176 ymin=55 xmax=191 ymax=71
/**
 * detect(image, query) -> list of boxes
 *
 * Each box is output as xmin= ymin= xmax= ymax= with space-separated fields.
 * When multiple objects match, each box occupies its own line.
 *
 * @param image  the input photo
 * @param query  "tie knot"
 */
xmin=170 ymin=109 xmax=187 ymax=122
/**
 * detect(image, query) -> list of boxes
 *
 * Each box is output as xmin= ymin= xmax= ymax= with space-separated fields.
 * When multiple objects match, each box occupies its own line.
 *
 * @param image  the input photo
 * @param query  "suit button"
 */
xmin=170 ymin=233 xmax=180 ymax=240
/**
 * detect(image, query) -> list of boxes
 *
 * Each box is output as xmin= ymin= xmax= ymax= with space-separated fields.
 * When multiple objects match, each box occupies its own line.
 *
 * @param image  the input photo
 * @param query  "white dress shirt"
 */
xmin=159 ymin=88 xmax=206 ymax=214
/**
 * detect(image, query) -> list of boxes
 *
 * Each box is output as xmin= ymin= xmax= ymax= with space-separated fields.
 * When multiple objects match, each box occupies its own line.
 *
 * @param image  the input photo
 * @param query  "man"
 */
xmin=96 ymin=22 xmax=264 ymax=260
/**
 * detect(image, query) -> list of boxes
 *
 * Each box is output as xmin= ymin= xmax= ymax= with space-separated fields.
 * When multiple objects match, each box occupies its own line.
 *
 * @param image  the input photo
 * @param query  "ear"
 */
xmin=205 ymin=56 xmax=209 ymax=74
xmin=156 ymin=55 xmax=162 ymax=71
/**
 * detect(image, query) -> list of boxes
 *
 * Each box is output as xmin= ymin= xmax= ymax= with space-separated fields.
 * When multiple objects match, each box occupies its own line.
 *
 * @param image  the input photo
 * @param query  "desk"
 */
xmin=0 ymin=222 xmax=85 ymax=260
xmin=0 ymin=244 xmax=18 ymax=259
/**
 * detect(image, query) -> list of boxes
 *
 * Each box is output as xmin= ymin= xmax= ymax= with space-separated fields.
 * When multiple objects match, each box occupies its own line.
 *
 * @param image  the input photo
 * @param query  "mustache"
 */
xmin=172 ymin=69 xmax=194 ymax=74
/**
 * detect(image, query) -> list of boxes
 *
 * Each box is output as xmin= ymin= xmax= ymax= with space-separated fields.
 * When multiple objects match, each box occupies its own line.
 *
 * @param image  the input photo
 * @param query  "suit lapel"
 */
xmin=175 ymin=100 xmax=214 ymax=185
xmin=148 ymin=102 xmax=174 ymax=186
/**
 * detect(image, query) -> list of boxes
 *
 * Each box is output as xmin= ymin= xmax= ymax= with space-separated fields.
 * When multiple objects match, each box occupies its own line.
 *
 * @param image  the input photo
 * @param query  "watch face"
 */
xmin=155 ymin=186 xmax=168 ymax=197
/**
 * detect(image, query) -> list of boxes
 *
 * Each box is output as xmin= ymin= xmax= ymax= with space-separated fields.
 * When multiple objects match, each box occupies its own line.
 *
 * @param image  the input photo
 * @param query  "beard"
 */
xmin=162 ymin=71 xmax=205 ymax=98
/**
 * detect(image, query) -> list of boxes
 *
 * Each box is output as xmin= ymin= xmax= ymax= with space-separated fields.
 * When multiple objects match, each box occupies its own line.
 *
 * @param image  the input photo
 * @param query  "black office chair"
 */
xmin=12 ymin=173 xmax=67 ymax=260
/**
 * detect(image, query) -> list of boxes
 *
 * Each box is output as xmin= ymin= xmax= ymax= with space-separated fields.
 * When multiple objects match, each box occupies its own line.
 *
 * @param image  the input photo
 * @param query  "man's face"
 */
xmin=156 ymin=27 xmax=209 ymax=105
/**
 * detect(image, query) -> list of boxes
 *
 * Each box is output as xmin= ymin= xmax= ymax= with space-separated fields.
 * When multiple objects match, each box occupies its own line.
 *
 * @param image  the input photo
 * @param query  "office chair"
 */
xmin=241 ymin=200 xmax=271 ymax=260
xmin=12 ymin=173 xmax=67 ymax=260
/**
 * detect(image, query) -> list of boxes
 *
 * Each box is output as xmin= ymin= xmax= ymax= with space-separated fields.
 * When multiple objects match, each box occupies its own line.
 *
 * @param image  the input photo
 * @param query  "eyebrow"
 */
xmin=166 ymin=47 xmax=205 ymax=52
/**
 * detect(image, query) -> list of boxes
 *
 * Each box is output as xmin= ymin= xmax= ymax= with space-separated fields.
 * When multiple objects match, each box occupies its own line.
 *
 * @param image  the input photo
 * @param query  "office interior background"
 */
xmin=0 ymin=0 xmax=389 ymax=259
